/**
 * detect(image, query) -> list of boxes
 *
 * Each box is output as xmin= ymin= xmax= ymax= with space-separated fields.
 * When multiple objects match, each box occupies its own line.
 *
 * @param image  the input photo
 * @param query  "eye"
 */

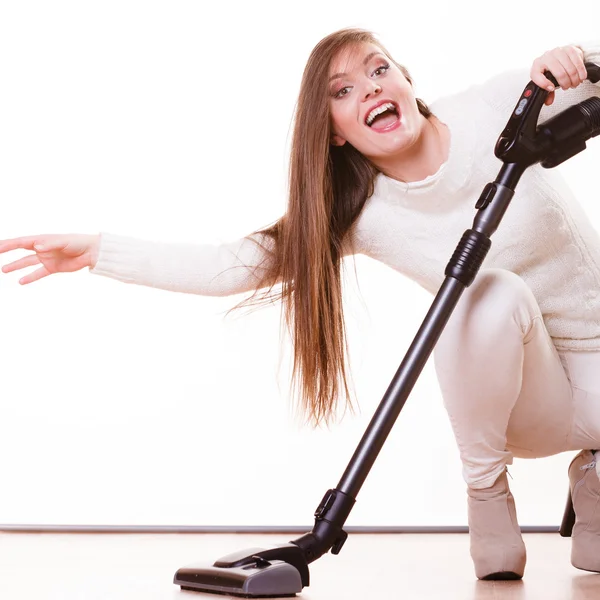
xmin=334 ymin=86 xmax=352 ymax=99
xmin=332 ymin=62 xmax=390 ymax=99
xmin=372 ymin=63 xmax=390 ymax=77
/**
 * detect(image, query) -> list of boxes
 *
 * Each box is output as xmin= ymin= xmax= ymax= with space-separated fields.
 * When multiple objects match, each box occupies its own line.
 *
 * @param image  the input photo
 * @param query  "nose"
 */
xmin=363 ymin=81 xmax=382 ymax=100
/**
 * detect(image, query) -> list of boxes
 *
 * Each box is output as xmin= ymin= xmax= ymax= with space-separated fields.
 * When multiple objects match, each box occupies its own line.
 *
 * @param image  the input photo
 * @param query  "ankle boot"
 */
xmin=568 ymin=450 xmax=600 ymax=572
xmin=467 ymin=469 xmax=526 ymax=580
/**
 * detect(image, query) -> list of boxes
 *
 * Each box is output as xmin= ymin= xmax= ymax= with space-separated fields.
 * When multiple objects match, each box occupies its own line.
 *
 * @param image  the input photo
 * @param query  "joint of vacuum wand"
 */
xmin=291 ymin=488 xmax=356 ymax=563
xmin=445 ymin=229 xmax=492 ymax=287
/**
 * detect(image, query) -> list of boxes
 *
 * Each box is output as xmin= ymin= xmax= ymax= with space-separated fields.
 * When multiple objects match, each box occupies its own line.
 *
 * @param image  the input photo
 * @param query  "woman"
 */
xmin=1 ymin=28 xmax=600 ymax=580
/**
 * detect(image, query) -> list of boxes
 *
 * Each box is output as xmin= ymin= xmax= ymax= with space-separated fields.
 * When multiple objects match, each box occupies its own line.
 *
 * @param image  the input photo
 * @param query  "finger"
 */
xmin=1 ymin=254 xmax=40 ymax=274
xmin=0 ymin=236 xmax=40 ymax=254
xmin=564 ymin=45 xmax=588 ymax=82
xmin=543 ymin=59 xmax=570 ymax=90
xmin=544 ymin=48 xmax=580 ymax=89
xmin=530 ymin=64 xmax=556 ymax=92
xmin=558 ymin=47 xmax=584 ymax=88
xmin=545 ymin=91 xmax=555 ymax=106
xmin=18 ymin=266 xmax=49 ymax=285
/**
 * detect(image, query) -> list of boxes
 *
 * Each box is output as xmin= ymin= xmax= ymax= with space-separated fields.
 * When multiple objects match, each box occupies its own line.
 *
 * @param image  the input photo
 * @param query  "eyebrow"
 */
xmin=328 ymin=51 xmax=384 ymax=83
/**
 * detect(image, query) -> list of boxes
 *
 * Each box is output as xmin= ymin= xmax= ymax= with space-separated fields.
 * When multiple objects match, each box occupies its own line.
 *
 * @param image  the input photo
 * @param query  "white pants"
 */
xmin=433 ymin=268 xmax=600 ymax=489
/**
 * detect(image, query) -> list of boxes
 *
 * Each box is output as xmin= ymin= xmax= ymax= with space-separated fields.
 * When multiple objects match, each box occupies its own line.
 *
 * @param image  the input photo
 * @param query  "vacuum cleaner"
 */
xmin=173 ymin=62 xmax=600 ymax=597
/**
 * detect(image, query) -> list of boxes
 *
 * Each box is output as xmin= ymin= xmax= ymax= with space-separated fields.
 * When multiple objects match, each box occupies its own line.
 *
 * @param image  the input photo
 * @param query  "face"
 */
xmin=328 ymin=42 xmax=425 ymax=162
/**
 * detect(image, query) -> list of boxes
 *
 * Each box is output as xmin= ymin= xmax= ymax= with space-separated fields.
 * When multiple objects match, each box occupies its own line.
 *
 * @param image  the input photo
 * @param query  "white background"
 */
xmin=0 ymin=0 xmax=599 ymax=527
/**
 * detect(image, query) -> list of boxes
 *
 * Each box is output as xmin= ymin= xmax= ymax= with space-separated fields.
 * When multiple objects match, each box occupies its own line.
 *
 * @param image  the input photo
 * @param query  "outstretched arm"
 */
xmin=89 ymin=231 xmax=277 ymax=297
xmin=90 ymin=220 xmax=369 ymax=298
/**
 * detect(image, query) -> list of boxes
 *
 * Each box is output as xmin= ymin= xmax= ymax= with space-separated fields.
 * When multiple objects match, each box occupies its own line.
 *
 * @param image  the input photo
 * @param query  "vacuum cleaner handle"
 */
xmin=495 ymin=62 xmax=600 ymax=164
xmin=584 ymin=62 xmax=600 ymax=84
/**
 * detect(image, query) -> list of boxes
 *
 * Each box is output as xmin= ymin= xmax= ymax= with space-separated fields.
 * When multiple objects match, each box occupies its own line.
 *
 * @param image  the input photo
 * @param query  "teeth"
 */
xmin=366 ymin=102 xmax=396 ymax=126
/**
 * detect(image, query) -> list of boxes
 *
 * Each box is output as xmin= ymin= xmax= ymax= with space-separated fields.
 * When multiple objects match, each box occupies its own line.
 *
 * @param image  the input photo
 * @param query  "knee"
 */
xmin=444 ymin=268 xmax=540 ymax=338
xmin=433 ymin=269 xmax=542 ymax=366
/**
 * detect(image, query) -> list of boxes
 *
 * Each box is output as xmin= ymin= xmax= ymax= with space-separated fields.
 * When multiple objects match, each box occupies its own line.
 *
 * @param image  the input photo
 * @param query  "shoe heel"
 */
xmin=559 ymin=488 xmax=575 ymax=537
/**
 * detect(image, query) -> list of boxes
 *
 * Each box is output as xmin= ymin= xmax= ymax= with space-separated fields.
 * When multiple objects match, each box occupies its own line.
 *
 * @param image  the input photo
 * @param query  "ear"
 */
xmin=330 ymin=133 xmax=347 ymax=147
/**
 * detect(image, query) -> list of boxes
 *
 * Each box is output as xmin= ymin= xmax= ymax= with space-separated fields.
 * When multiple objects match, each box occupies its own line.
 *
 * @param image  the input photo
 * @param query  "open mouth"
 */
xmin=365 ymin=102 xmax=401 ymax=131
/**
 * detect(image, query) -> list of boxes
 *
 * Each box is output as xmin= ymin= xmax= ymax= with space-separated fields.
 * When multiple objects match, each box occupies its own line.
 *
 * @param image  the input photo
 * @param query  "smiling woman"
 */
xmin=327 ymin=41 xmax=448 ymax=184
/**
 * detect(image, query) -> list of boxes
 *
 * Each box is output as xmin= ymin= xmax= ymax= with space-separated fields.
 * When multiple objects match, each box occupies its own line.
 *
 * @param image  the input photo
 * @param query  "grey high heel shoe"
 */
xmin=467 ymin=469 xmax=527 ymax=580
xmin=560 ymin=450 xmax=600 ymax=573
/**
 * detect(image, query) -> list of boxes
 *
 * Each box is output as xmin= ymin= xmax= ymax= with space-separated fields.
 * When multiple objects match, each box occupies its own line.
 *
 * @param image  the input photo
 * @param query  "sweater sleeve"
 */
xmin=89 ymin=220 xmax=369 ymax=297
xmin=476 ymin=40 xmax=600 ymax=123
xmin=89 ymin=231 xmax=277 ymax=297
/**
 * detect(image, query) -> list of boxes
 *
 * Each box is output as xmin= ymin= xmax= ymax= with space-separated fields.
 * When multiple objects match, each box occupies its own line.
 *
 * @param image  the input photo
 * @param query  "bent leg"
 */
xmin=433 ymin=268 xmax=573 ymax=489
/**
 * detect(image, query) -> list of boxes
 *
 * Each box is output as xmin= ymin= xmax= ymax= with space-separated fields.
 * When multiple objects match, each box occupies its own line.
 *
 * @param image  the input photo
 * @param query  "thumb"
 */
xmin=34 ymin=242 xmax=53 ymax=251
xmin=34 ymin=239 xmax=64 ymax=252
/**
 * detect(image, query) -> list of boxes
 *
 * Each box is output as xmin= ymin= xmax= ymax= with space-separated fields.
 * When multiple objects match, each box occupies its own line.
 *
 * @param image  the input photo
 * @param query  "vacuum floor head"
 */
xmin=174 ymin=559 xmax=302 ymax=597
xmin=174 ymin=546 xmax=307 ymax=597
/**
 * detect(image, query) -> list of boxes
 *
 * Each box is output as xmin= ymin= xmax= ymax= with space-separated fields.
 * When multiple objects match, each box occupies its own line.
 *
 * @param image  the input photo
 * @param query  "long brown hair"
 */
xmin=232 ymin=28 xmax=432 ymax=427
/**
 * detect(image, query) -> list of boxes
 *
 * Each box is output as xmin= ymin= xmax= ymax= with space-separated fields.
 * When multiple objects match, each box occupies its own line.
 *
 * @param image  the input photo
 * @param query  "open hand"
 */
xmin=0 ymin=234 xmax=100 ymax=285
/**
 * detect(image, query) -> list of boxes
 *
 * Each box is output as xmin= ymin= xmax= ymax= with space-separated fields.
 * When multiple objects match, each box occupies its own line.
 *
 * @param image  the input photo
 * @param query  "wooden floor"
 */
xmin=0 ymin=532 xmax=599 ymax=599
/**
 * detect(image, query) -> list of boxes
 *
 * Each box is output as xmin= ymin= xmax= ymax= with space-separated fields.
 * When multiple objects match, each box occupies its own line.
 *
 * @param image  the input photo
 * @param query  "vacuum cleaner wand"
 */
xmin=173 ymin=62 xmax=600 ymax=598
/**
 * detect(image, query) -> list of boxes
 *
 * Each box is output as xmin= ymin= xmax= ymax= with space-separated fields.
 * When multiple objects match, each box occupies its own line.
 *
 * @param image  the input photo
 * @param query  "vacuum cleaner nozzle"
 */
xmin=173 ymin=544 xmax=308 ymax=597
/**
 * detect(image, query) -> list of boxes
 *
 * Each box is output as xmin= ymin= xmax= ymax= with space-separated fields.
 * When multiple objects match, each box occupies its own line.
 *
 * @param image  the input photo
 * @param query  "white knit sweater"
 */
xmin=90 ymin=41 xmax=600 ymax=352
